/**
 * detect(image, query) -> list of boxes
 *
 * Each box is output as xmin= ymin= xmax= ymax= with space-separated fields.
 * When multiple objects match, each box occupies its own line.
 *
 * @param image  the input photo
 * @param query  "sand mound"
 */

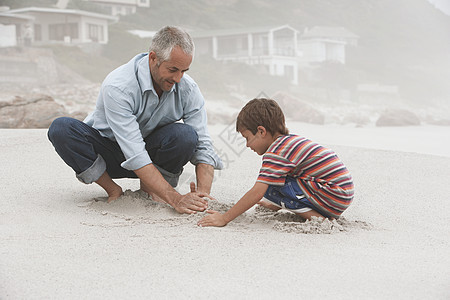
xmin=252 ymin=205 xmax=372 ymax=234
xmin=82 ymin=190 xmax=174 ymax=227
xmin=85 ymin=190 xmax=244 ymax=227
xmin=85 ymin=190 xmax=371 ymax=233
xmin=89 ymin=189 xmax=169 ymax=216
xmin=273 ymin=216 xmax=372 ymax=234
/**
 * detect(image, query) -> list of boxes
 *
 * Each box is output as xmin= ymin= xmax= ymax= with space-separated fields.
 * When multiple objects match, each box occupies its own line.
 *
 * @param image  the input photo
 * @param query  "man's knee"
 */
xmin=48 ymin=117 xmax=74 ymax=145
xmin=175 ymin=123 xmax=198 ymax=150
xmin=158 ymin=123 xmax=198 ymax=154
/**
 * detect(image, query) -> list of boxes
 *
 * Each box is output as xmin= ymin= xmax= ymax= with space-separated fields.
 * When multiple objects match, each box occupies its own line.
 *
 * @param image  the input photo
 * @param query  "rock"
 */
xmin=424 ymin=115 xmax=450 ymax=126
xmin=428 ymin=119 xmax=450 ymax=126
xmin=69 ymin=111 xmax=88 ymax=122
xmin=0 ymin=94 xmax=70 ymax=128
xmin=272 ymin=91 xmax=325 ymax=124
xmin=376 ymin=109 xmax=421 ymax=127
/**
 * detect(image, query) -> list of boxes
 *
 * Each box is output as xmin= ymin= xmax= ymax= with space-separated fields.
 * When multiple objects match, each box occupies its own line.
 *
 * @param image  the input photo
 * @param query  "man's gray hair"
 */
xmin=149 ymin=26 xmax=195 ymax=63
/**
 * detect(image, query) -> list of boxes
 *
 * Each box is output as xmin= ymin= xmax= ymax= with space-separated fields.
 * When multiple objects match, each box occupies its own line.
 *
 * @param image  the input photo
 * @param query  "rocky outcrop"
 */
xmin=376 ymin=108 xmax=421 ymax=127
xmin=0 ymin=47 xmax=90 ymax=86
xmin=423 ymin=115 xmax=450 ymax=126
xmin=272 ymin=91 xmax=325 ymax=124
xmin=0 ymin=95 xmax=86 ymax=128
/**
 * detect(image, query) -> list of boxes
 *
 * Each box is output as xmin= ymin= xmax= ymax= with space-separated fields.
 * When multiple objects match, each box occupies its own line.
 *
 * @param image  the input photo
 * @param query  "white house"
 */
xmin=192 ymin=25 xmax=300 ymax=85
xmin=297 ymin=39 xmax=346 ymax=65
xmin=0 ymin=12 xmax=34 ymax=47
xmin=297 ymin=26 xmax=358 ymax=65
xmin=301 ymin=26 xmax=359 ymax=46
xmin=4 ymin=7 xmax=117 ymax=45
xmin=84 ymin=0 xmax=150 ymax=16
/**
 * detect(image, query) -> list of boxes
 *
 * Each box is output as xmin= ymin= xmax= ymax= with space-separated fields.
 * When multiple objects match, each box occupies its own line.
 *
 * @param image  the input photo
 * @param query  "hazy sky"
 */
xmin=427 ymin=0 xmax=450 ymax=15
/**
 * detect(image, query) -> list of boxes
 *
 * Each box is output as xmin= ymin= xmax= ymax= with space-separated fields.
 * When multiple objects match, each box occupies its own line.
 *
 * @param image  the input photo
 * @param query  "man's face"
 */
xmin=149 ymin=46 xmax=192 ymax=94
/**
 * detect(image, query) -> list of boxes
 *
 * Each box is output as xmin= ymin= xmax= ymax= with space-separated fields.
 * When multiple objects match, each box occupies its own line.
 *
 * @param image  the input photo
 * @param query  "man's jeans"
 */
xmin=47 ymin=117 xmax=198 ymax=187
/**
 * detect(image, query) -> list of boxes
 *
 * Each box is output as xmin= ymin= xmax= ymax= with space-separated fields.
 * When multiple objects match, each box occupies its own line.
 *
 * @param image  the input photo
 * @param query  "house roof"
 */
xmin=301 ymin=26 xmax=359 ymax=39
xmin=5 ymin=7 xmax=118 ymax=22
xmin=87 ymin=0 xmax=147 ymax=6
xmin=0 ymin=12 xmax=35 ymax=23
xmin=297 ymin=38 xmax=346 ymax=45
xmin=128 ymin=29 xmax=157 ymax=38
xmin=191 ymin=24 xmax=299 ymax=38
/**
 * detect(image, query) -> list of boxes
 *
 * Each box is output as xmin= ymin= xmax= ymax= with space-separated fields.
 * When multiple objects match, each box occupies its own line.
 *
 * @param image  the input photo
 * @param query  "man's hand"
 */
xmin=136 ymin=164 xmax=211 ymax=214
xmin=195 ymin=163 xmax=214 ymax=194
xmin=190 ymin=181 xmax=218 ymax=201
xmin=173 ymin=191 xmax=209 ymax=214
xmin=190 ymin=182 xmax=197 ymax=193
xmin=197 ymin=210 xmax=227 ymax=227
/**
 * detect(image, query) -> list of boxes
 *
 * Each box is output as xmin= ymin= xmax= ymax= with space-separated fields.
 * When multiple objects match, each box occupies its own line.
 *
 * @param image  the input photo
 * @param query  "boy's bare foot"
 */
xmin=296 ymin=209 xmax=328 ymax=221
xmin=257 ymin=200 xmax=281 ymax=211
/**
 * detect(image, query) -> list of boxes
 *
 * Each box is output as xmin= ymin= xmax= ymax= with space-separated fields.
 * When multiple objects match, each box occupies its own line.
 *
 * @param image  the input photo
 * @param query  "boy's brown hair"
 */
xmin=236 ymin=98 xmax=289 ymax=136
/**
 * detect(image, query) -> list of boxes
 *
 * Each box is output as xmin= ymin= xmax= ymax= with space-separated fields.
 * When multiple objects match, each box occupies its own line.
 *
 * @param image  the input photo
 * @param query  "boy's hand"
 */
xmin=197 ymin=210 xmax=227 ymax=227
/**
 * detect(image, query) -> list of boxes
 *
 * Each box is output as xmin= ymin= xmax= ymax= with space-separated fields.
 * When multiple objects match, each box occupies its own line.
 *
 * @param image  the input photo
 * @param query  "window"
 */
xmin=252 ymin=33 xmax=268 ymax=55
xmin=138 ymin=0 xmax=150 ymax=6
xmin=49 ymin=23 xmax=78 ymax=41
xmin=88 ymin=24 xmax=104 ymax=42
xmin=217 ymin=36 xmax=248 ymax=56
xmin=34 ymin=24 xmax=41 ymax=41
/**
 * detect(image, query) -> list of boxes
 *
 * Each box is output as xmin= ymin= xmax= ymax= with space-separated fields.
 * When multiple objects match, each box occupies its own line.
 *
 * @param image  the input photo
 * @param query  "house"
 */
xmin=3 ymin=7 xmax=117 ymax=46
xmin=297 ymin=26 xmax=358 ymax=65
xmin=192 ymin=25 xmax=300 ymax=85
xmin=301 ymin=26 xmax=359 ymax=46
xmin=0 ymin=12 xmax=34 ymax=47
xmin=84 ymin=0 xmax=150 ymax=16
xmin=297 ymin=38 xmax=346 ymax=65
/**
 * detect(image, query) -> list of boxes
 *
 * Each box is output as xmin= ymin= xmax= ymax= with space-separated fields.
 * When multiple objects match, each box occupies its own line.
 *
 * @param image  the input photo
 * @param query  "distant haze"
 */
xmin=427 ymin=0 xmax=450 ymax=15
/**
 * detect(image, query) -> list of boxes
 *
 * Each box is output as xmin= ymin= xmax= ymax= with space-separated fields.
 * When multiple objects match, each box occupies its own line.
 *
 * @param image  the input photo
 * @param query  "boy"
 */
xmin=197 ymin=98 xmax=354 ymax=227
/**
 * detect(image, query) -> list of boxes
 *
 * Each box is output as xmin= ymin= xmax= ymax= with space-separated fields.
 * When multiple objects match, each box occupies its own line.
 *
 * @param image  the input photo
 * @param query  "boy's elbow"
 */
xmin=252 ymin=182 xmax=268 ymax=200
xmin=256 ymin=190 xmax=266 ymax=200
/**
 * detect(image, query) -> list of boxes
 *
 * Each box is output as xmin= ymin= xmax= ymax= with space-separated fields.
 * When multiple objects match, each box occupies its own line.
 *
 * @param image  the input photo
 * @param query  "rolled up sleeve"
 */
xmin=182 ymin=85 xmax=223 ymax=170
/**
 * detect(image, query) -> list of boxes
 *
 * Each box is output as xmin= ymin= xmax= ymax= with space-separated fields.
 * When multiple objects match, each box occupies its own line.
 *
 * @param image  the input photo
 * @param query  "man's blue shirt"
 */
xmin=84 ymin=53 xmax=223 ymax=171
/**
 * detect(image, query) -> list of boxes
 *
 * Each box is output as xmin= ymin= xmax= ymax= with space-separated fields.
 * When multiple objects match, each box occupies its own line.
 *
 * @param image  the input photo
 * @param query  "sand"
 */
xmin=1 ymin=124 xmax=449 ymax=299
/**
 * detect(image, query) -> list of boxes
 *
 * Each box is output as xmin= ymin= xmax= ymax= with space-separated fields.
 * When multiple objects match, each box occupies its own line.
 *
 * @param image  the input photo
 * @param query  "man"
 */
xmin=48 ymin=26 xmax=223 ymax=214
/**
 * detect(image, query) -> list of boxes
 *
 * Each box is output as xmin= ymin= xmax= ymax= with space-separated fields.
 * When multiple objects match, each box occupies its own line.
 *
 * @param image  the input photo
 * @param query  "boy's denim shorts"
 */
xmin=263 ymin=176 xmax=314 ymax=214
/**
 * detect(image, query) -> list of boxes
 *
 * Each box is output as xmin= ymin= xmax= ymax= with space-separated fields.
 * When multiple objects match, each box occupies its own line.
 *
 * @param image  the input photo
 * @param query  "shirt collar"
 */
xmin=137 ymin=53 xmax=177 ymax=96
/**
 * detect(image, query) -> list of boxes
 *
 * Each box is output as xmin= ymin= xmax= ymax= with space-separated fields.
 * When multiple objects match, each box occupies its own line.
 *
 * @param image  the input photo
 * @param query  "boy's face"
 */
xmin=240 ymin=128 xmax=272 ymax=155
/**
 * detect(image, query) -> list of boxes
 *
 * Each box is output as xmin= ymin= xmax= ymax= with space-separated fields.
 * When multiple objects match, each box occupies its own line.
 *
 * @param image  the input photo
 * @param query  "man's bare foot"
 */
xmin=95 ymin=172 xmax=123 ymax=203
xmin=107 ymin=187 xmax=123 ymax=203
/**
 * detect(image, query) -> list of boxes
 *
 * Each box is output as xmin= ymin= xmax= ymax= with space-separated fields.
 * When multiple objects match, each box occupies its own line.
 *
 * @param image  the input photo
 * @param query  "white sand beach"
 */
xmin=1 ymin=123 xmax=449 ymax=299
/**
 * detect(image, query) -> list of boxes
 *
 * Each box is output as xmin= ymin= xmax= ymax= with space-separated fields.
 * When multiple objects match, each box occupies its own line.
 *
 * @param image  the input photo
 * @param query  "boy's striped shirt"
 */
xmin=257 ymin=135 xmax=354 ymax=218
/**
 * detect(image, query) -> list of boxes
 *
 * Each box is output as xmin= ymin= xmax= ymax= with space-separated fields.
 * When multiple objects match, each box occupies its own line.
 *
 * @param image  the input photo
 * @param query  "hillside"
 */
xmin=118 ymin=0 xmax=450 ymax=101
xmin=3 ymin=0 xmax=450 ymax=103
